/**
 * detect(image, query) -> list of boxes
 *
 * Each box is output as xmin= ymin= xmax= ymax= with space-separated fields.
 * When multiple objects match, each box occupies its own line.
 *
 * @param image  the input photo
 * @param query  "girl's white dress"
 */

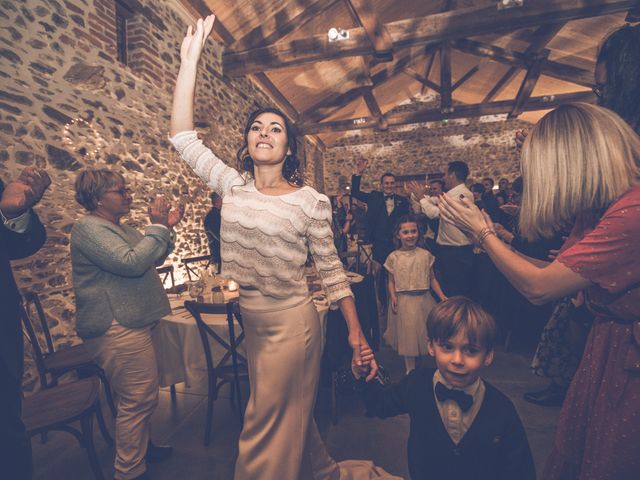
xmin=384 ymin=248 xmax=437 ymax=356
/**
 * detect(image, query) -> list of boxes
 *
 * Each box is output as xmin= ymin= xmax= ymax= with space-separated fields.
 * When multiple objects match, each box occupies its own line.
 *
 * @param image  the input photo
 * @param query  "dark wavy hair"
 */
xmin=236 ymin=107 xmax=303 ymax=186
xmin=392 ymin=214 xmax=424 ymax=249
xmin=597 ymin=24 xmax=640 ymax=133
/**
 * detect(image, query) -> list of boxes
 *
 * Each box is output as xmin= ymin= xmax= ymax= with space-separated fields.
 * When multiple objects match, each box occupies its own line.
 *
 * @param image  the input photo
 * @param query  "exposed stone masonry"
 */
xmin=322 ymin=114 xmax=530 ymax=193
xmin=0 ymin=0 xmax=318 ymax=392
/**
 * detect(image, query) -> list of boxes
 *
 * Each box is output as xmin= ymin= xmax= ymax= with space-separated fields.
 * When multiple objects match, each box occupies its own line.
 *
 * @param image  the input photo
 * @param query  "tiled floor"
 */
xmin=31 ymin=344 xmax=560 ymax=480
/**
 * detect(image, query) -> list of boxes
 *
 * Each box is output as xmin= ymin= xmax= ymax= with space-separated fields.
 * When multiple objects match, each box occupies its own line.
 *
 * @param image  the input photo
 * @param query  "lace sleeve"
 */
xmin=170 ymin=131 xmax=244 ymax=197
xmin=307 ymin=195 xmax=354 ymax=303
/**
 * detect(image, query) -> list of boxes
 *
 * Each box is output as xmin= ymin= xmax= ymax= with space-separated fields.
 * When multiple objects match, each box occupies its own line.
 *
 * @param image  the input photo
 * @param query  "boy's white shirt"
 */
xmin=432 ymin=370 xmax=486 ymax=445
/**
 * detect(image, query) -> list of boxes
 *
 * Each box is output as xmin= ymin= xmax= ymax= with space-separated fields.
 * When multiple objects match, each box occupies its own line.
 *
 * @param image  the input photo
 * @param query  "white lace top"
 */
xmin=170 ymin=131 xmax=353 ymax=303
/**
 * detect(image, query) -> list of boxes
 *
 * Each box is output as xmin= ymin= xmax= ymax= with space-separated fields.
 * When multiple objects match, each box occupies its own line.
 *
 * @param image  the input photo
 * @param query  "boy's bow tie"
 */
xmin=384 ymin=194 xmax=394 ymax=200
xmin=435 ymin=382 xmax=473 ymax=412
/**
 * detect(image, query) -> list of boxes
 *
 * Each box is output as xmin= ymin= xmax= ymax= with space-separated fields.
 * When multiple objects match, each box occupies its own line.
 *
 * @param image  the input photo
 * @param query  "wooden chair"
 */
xmin=181 ymin=255 xmax=212 ymax=281
xmin=21 ymin=292 xmax=117 ymax=418
xmin=23 ymin=376 xmax=110 ymax=480
xmin=184 ymin=300 xmax=248 ymax=446
xmin=156 ymin=264 xmax=176 ymax=289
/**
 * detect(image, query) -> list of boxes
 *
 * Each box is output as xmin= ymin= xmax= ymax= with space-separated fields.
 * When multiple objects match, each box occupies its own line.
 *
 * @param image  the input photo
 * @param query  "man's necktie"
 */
xmin=435 ymin=382 xmax=474 ymax=412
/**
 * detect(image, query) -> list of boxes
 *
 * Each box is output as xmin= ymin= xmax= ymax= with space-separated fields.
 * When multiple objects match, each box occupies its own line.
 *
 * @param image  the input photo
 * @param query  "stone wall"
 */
xmin=322 ymin=112 xmax=530 ymax=194
xmin=0 ymin=0 xmax=319 ymax=392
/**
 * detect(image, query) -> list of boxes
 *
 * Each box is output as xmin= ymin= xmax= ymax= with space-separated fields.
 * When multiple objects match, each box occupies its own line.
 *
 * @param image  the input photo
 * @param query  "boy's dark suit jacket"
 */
xmin=361 ymin=368 xmax=536 ymax=480
xmin=351 ymin=174 xmax=410 ymax=263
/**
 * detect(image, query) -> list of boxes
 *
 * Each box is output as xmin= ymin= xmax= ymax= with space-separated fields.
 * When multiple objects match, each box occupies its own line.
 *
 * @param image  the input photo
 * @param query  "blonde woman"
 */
xmin=439 ymin=103 xmax=640 ymax=480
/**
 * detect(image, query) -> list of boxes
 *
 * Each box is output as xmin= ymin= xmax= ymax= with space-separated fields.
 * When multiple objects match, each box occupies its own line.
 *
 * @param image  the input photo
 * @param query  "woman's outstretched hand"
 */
xmin=350 ymin=331 xmax=378 ymax=381
xmin=438 ymin=193 xmax=488 ymax=238
xmin=180 ymin=15 xmax=216 ymax=65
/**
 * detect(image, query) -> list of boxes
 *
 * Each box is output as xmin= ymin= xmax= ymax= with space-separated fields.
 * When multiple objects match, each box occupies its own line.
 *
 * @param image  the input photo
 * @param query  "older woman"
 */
xmin=439 ymin=103 xmax=640 ymax=479
xmin=71 ymin=169 xmax=183 ymax=480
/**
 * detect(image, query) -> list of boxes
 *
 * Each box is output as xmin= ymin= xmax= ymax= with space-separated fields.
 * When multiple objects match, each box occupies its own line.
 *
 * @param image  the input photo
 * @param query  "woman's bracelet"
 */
xmin=476 ymin=227 xmax=497 ymax=247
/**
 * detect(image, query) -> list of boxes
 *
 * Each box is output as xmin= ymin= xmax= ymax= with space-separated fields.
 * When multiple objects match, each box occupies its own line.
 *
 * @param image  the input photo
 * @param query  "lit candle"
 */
xmin=228 ymin=280 xmax=238 ymax=291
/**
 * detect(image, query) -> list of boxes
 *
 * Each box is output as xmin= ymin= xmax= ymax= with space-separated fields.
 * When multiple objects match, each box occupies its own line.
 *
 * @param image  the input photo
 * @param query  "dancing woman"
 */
xmin=170 ymin=17 xmax=395 ymax=480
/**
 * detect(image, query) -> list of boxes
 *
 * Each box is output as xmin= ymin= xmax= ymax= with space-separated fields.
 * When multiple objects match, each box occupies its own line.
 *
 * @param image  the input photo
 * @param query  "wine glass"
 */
xmin=187 ymin=281 xmax=205 ymax=301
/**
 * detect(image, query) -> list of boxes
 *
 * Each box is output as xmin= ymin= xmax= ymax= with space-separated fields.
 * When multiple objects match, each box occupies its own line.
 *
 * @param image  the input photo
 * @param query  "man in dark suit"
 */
xmin=1 ymin=168 xmax=50 ymax=479
xmin=351 ymin=158 xmax=410 ymax=309
xmin=204 ymin=192 xmax=222 ymax=271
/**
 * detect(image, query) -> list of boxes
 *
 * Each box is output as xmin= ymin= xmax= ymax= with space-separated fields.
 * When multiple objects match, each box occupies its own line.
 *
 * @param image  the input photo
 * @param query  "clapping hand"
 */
xmin=438 ymin=193 xmax=488 ymax=238
xmin=180 ymin=15 xmax=216 ymax=65
xmin=405 ymin=180 xmax=427 ymax=200
xmin=167 ymin=203 xmax=185 ymax=228
xmin=0 ymin=167 xmax=51 ymax=218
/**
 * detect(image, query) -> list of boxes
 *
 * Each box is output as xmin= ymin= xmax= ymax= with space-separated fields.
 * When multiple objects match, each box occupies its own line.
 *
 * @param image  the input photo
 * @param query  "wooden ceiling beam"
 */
xmin=452 ymin=37 xmax=593 ymax=87
xmin=230 ymin=0 xmax=340 ymax=52
xmin=420 ymin=48 xmax=438 ymax=96
xmin=298 ymin=91 xmax=596 ymax=134
xmin=483 ymin=66 xmax=519 ymax=102
xmin=344 ymin=0 xmax=393 ymax=60
xmin=362 ymin=88 xmax=388 ymax=130
xmin=451 ymin=65 xmax=480 ymax=92
xmin=508 ymin=50 xmax=549 ymax=118
xmin=440 ymin=42 xmax=452 ymax=112
xmin=177 ymin=0 xmax=234 ymax=45
xmin=402 ymin=67 xmax=441 ymax=93
xmin=483 ymin=23 xmax=565 ymax=102
xmin=299 ymin=48 xmax=428 ymax=123
xmin=222 ymin=0 xmax=636 ymax=76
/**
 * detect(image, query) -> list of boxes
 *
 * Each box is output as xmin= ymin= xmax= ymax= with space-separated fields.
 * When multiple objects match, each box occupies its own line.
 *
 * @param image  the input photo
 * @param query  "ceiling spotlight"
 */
xmin=353 ymin=118 xmax=367 ymax=125
xmin=328 ymin=27 xmax=349 ymax=42
xmin=497 ymin=0 xmax=524 ymax=9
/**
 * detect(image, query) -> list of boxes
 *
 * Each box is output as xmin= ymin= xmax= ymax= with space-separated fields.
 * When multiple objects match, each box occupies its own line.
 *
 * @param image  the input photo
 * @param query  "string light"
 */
xmin=62 ymin=117 xmax=107 ymax=160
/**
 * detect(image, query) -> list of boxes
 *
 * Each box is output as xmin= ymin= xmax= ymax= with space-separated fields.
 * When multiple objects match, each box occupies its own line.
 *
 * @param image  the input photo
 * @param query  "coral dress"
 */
xmin=544 ymin=185 xmax=640 ymax=480
xmin=384 ymin=248 xmax=437 ymax=356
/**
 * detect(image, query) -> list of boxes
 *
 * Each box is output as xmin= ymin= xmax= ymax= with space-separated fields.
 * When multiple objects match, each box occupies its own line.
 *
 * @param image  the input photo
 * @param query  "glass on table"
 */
xmin=187 ymin=280 xmax=206 ymax=301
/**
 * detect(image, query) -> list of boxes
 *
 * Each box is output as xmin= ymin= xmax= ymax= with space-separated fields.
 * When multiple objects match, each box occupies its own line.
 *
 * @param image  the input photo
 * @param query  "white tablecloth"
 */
xmin=155 ymin=294 xmax=329 ymax=390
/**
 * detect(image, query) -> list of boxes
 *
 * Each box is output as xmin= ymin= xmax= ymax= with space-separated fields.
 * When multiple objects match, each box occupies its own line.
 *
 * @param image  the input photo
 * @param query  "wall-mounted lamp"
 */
xmin=497 ymin=0 xmax=524 ymax=9
xmin=328 ymin=27 xmax=349 ymax=42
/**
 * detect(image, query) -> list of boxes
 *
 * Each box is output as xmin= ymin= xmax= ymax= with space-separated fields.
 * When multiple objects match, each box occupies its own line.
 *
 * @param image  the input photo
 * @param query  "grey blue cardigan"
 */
xmin=71 ymin=215 xmax=173 ymax=339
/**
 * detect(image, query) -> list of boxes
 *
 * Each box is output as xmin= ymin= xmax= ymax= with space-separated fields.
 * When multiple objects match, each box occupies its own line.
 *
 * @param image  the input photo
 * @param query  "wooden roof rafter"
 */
xmin=509 ymin=50 xmax=549 ymax=118
xmin=230 ymin=0 xmax=341 ymax=53
xmin=221 ymin=0 xmax=637 ymax=76
xmin=298 ymin=91 xmax=596 ymax=135
xmin=453 ymin=37 xmax=593 ymax=87
xmin=344 ymin=0 xmax=393 ymax=60
xmin=440 ymin=41 xmax=452 ymax=113
xmin=484 ymin=22 xmax=566 ymax=102
xmin=299 ymin=46 xmax=431 ymax=123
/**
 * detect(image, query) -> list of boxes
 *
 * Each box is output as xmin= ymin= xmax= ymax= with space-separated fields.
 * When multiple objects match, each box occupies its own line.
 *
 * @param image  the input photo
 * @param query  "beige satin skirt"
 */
xmin=235 ymin=290 xmax=339 ymax=480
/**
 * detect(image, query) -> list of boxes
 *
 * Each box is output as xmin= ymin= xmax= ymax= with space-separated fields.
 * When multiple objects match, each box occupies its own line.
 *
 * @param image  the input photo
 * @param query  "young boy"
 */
xmin=355 ymin=296 xmax=535 ymax=480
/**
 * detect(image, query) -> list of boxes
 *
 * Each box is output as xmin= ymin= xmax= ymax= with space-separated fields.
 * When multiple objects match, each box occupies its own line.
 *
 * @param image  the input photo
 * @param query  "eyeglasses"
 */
xmin=104 ymin=187 xmax=132 ymax=196
xmin=592 ymin=84 xmax=605 ymax=99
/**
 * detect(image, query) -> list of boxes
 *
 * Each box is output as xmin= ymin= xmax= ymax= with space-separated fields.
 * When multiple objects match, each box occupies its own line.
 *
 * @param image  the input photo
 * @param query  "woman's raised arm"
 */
xmin=170 ymin=15 xmax=215 ymax=137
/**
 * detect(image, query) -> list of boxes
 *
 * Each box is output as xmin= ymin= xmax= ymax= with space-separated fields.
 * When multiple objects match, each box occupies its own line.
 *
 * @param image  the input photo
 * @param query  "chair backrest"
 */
xmin=23 ymin=291 xmax=55 ymax=355
xmin=183 ymin=300 xmax=243 ymax=384
xmin=19 ymin=299 xmax=50 ymax=389
xmin=156 ymin=264 xmax=176 ymax=289
xmin=182 ymin=255 xmax=212 ymax=281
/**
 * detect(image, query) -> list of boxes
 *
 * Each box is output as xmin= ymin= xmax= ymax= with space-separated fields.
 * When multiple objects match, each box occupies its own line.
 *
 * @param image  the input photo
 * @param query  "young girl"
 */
xmin=384 ymin=215 xmax=446 ymax=374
